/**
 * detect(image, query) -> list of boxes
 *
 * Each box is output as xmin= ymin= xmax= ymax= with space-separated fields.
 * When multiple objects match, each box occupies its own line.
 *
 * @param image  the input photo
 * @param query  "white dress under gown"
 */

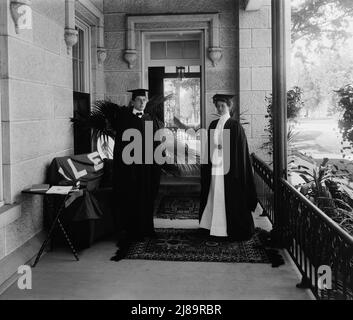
xmin=199 ymin=112 xmax=230 ymax=237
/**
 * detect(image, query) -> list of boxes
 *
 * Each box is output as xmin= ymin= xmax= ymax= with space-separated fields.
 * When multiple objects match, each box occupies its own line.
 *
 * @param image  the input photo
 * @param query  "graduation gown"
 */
xmin=200 ymin=113 xmax=230 ymax=236
xmin=200 ymin=117 xmax=258 ymax=241
xmin=112 ymin=107 xmax=161 ymax=240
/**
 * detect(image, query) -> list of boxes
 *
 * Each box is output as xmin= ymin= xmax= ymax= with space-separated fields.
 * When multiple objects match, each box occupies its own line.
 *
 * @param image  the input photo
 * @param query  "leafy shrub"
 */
xmin=335 ymin=84 xmax=353 ymax=158
xmin=262 ymin=86 xmax=303 ymax=155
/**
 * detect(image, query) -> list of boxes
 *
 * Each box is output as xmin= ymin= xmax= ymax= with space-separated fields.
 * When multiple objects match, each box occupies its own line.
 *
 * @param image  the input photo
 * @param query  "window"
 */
xmin=150 ymin=40 xmax=201 ymax=60
xmin=72 ymin=18 xmax=91 ymax=93
xmin=72 ymin=18 xmax=92 ymax=154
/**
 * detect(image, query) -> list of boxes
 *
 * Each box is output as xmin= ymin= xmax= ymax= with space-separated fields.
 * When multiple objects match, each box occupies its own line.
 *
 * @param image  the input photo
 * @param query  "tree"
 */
xmin=292 ymin=0 xmax=353 ymax=51
xmin=291 ymin=42 xmax=353 ymax=116
xmin=262 ymin=86 xmax=303 ymax=156
xmin=166 ymin=77 xmax=201 ymax=126
xmin=335 ymin=85 xmax=353 ymax=150
xmin=290 ymin=0 xmax=353 ymax=116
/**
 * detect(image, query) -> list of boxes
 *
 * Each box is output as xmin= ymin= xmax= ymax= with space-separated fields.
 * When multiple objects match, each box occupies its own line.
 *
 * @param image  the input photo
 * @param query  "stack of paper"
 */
xmin=46 ymin=186 xmax=73 ymax=195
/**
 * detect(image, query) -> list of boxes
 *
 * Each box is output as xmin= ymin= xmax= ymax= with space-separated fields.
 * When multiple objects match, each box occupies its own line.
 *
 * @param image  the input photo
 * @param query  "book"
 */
xmin=29 ymin=184 xmax=50 ymax=192
xmin=46 ymin=186 xmax=73 ymax=195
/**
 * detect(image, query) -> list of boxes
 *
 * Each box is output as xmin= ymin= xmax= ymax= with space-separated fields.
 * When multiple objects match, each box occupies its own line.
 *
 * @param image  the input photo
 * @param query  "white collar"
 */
xmin=133 ymin=108 xmax=144 ymax=115
xmin=219 ymin=112 xmax=230 ymax=121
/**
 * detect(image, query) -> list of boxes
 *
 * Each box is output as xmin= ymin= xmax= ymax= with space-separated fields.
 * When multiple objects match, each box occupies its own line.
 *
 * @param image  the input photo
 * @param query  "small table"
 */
xmin=22 ymin=189 xmax=80 ymax=267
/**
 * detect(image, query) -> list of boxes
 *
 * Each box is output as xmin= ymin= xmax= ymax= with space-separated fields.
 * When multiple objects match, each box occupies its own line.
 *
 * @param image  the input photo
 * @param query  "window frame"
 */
xmin=73 ymin=17 xmax=92 ymax=94
xmin=0 ymin=102 xmax=3 ymax=207
xmin=145 ymin=33 xmax=203 ymax=67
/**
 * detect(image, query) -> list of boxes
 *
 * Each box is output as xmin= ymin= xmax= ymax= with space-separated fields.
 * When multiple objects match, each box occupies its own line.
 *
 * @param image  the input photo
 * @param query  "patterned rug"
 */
xmin=156 ymin=195 xmax=199 ymax=220
xmin=125 ymin=228 xmax=273 ymax=263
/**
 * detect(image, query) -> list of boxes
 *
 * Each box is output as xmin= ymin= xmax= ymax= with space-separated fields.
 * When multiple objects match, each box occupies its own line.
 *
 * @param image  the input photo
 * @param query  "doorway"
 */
xmin=148 ymin=66 xmax=201 ymax=178
xmin=144 ymin=32 xmax=204 ymax=180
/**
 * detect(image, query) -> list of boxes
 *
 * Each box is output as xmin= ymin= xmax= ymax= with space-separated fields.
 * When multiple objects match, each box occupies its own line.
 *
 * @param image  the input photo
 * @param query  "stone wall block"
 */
xmin=252 ymin=67 xmax=272 ymax=90
xmin=240 ymin=48 xmax=271 ymax=67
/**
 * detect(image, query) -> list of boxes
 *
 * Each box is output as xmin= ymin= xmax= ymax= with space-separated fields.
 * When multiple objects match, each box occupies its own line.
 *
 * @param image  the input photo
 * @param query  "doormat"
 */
xmin=156 ymin=195 xmax=199 ymax=220
xmin=125 ymin=228 xmax=283 ymax=265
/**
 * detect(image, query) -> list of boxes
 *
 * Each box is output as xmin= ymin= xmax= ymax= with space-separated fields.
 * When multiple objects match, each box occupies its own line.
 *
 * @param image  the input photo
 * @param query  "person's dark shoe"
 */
xmin=110 ymin=246 xmax=128 ymax=262
xmin=110 ymin=251 xmax=126 ymax=262
xmin=111 ymin=238 xmax=130 ymax=262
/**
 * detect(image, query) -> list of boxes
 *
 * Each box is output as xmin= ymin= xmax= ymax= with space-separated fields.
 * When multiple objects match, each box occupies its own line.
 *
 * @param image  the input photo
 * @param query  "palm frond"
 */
xmin=145 ymin=94 xmax=173 ymax=123
xmin=173 ymin=116 xmax=200 ymax=131
xmin=160 ymin=126 xmax=201 ymax=177
xmin=71 ymin=100 xmax=127 ymax=141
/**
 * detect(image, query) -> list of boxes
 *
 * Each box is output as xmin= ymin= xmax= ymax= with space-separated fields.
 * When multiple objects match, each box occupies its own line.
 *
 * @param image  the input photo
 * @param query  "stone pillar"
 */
xmin=271 ymin=0 xmax=289 ymax=247
xmin=239 ymin=1 xmax=272 ymax=162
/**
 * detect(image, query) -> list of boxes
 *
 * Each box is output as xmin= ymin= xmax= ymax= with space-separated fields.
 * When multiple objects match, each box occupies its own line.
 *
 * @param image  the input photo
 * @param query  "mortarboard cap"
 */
xmin=212 ymin=94 xmax=235 ymax=103
xmin=128 ymin=89 xmax=149 ymax=100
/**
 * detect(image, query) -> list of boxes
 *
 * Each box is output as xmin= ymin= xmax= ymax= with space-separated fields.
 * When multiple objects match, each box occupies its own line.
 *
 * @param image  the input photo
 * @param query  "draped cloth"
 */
xmin=45 ymin=152 xmax=114 ymax=249
xmin=47 ymin=152 xmax=105 ymax=221
xmin=200 ymin=116 xmax=258 ymax=241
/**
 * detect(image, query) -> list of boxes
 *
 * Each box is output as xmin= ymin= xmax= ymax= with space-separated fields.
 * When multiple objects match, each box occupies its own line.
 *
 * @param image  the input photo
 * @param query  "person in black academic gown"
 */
xmin=199 ymin=94 xmax=258 ymax=241
xmin=128 ymin=89 xmax=163 ymax=214
xmin=111 ymin=89 xmax=161 ymax=261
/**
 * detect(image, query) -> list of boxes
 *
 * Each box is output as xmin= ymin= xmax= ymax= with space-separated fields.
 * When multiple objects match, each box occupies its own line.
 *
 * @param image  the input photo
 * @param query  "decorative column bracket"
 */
xmin=64 ymin=27 xmax=78 ymax=54
xmin=64 ymin=0 xmax=77 ymax=54
xmin=10 ymin=0 xmax=32 ymax=34
xmin=124 ymin=49 xmax=137 ymax=69
xmin=208 ymin=47 xmax=223 ymax=67
xmin=97 ymin=21 xmax=106 ymax=65
xmin=124 ymin=13 xmax=223 ymax=69
xmin=97 ymin=47 xmax=107 ymax=65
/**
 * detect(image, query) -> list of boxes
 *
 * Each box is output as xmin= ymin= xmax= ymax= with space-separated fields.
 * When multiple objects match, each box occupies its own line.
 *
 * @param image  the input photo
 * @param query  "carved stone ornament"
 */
xmin=64 ymin=27 xmax=78 ymax=54
xmin=97 ymin=47 xmax=107 ymax=65
xmin=124 ymin=49 xmax=137 ymax=69
xmin=10 ymin=0 xmax=32 ymax=34
xmin=208 ymin=47 xmax=223 ymax=67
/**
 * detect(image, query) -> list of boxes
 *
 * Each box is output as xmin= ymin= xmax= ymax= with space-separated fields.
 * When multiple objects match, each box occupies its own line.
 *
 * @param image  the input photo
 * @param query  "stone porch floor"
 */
xmin=0 ymin=206 xmax=313 ymax=300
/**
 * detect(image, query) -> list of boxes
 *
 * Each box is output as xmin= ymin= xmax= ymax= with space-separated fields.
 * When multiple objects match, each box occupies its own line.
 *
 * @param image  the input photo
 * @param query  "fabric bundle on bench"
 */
xmin=45 ymin=152 xmax=114 ymax=250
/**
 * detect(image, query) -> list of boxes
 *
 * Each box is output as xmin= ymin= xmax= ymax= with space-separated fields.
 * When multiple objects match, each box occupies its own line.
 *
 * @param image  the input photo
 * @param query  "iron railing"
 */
xmin=252 ymin=154 xmax=275 ymax=225
xmin=252 ymin=153 xmax=353 ymax=300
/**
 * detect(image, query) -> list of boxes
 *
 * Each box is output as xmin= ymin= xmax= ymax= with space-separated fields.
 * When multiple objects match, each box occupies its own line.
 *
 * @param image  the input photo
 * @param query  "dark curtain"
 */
xmin=73 ymin=91 xmax=91 ymax=155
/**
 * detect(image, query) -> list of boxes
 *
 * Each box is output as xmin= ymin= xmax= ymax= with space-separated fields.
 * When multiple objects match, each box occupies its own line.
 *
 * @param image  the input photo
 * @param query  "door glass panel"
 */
xmin=163 ymin=77 xmax=201 ymax=176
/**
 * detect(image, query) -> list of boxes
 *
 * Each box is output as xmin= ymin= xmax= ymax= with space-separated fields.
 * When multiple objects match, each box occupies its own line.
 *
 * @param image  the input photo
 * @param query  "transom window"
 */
xmin=150 ymin=40 xmax=200 ymax=60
